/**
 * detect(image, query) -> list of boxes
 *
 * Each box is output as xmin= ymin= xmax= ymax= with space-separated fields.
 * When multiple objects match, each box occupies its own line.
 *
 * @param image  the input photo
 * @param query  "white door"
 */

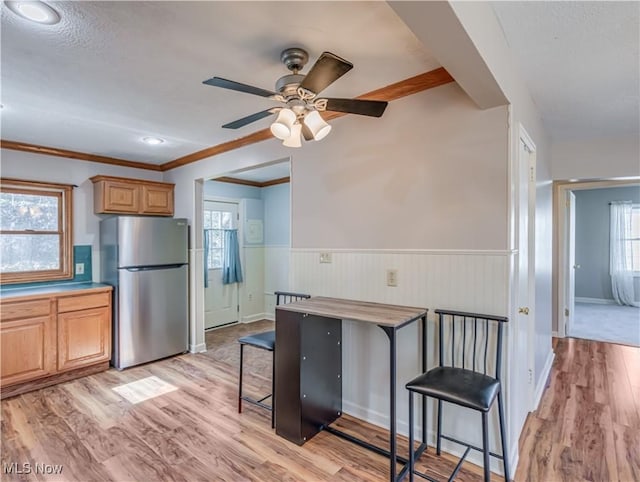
xmin=566 ymin=191 xmax=577 ymax=334
xmin=513 ymin=135 xmax=536 ymax=436
xmin=204 ymin=201 xmax=239 ymax=329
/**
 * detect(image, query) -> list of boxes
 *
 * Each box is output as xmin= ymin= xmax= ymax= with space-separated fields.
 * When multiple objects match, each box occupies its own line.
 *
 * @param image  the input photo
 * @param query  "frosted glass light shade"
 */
xmin=282 ymin=123 xmax=302 ymax=148
xmin=303 ymin=110 xmax=331 ymax=141
xmin=270 ymin=109 xmax=296 ymax=140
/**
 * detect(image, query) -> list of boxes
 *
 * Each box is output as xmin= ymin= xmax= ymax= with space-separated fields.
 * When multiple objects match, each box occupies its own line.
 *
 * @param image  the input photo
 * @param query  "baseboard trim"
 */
xmin=189 ymin=343 xmax=207 ymax=353
xmin=342 ymin=400 xmax=509 ymax=476
xmin=533 ymin=350 xmax=555 ymax=410
xmin=241 ymin=313 xmax=269 ymax=323
xmin=575 ymin=297 xmax=616 ymax=305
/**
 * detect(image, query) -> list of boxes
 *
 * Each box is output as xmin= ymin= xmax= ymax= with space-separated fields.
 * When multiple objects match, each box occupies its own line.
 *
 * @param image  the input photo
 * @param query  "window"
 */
xmin=631 ymin=205 xmax=640 ymax=273
xmin=1 ymin=179 xmax=73 ymax=284
xmin=204 ymin=208 xmax=233 ymax=269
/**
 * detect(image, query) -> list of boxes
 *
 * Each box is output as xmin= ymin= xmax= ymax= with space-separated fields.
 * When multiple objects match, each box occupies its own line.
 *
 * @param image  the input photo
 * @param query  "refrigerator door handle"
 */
xmin=123 ymin=264 xmax=186 ymax=272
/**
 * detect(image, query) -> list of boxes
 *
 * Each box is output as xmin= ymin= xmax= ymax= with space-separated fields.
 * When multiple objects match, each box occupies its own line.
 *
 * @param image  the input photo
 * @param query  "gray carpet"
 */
xmin=568 ymin=302 xmax=640 ymax=347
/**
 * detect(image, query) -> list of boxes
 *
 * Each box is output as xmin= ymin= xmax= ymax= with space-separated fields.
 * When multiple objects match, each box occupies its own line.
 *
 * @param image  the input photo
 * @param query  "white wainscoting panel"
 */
xmin=290 ymin=249 xmax=511 ymax=472
xmin=240 ymin=246 xmax=265 ymax=323
xmin=264 ymin=245 xmax=290 ymax=319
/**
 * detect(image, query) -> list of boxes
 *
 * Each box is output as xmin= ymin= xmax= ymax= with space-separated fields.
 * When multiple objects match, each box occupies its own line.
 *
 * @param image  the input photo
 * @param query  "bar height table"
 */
xmin=275 ymin=297 xmax=429 ymax=482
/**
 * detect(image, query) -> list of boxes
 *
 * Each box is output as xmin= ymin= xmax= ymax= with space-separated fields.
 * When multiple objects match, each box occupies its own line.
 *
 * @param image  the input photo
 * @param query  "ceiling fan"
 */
xmin=202 ymin=48 xmax=388 ymax=147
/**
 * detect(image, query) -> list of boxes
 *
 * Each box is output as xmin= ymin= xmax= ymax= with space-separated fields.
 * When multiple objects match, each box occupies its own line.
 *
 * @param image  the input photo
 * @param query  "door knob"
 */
xmin=573 ymin=264 xmax=581 ymax=269
xmin=518 ymin=307 xmax=529 ymax=315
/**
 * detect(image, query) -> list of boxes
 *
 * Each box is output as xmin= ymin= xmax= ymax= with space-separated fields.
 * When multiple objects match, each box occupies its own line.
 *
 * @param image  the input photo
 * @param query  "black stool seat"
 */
xmin=238 ymin=331 xmax=275 ymax=351
xmin=406 ymin=367 xmax=500 ymax=412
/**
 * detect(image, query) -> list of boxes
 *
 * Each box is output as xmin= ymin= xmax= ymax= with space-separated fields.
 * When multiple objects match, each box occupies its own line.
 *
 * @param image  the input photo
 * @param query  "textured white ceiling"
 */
xmin=492 ymin=1 xmax=639 ymax=141
xmin=0 ymin=1 xmax=440 ymax=164
xmin=219 ymin=159 xmax=291 ymax=183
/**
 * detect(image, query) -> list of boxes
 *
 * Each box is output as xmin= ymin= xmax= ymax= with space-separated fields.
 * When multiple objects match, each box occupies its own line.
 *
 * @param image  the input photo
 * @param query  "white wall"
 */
xmin=263 ymin=183 xmax=291 ymax=317
xmin=552 ymin=136 xmax=640 ymax=180
xmin=390 ymin=2 xmax=553 ymax=471
xmin=0 ymin=149 xmax=163 ymax=281
xmin=293 ymin=84 xmax=508 ymax=250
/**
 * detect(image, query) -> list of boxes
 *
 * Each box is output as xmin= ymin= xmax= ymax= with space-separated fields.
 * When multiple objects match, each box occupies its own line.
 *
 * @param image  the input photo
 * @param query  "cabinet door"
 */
xmin=101 ymin=181 xmax=140 ymax=213
xmin=141 ymin=184 xmax=174 ymax=215
xmin=57 ymin=307 xmax=111 ymax=372
xmin=1 ymin=316 xmax=55 ymax=387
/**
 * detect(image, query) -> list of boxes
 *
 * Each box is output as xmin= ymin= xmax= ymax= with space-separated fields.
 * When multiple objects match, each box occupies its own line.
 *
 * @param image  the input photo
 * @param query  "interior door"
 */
xmin=204 ymin=201 xmax=239 ymax=329
xmin=566 ymin=191 xmax=577 ymax=334
xmin=513 ymin=136 xmax=536 ymax=430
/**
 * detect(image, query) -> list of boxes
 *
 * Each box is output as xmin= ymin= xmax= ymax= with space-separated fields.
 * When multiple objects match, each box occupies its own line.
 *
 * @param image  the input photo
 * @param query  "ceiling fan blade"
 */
xmin=203 ymin=77 xmax=277 ymax=98
xmin=325 ymin=98 xmax=388 ymax=117
xmin=222 ymin=109 xmax=278 ymax=129
xmin=299 ymin=52 xmax=353 ymax=95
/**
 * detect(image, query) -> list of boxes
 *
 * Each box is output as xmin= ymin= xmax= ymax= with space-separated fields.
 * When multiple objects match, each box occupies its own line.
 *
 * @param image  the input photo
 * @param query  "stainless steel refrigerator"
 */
xmin=100 ymin=216 xmax=189 ymax=369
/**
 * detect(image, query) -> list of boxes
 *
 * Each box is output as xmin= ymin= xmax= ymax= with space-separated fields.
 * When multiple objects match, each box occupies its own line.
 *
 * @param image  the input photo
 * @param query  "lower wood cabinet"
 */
xmin=0 ymin=315 xmax=56 ymax=386
xmin=57 ymin=306 xmax=111 ymax=372
xmin=0 ymin=286 xmax=112 ymax=397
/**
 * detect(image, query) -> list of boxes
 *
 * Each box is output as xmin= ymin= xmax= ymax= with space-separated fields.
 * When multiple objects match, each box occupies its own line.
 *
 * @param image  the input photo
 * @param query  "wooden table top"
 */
xmin=276 ymin=296 xmax=428 ymax=328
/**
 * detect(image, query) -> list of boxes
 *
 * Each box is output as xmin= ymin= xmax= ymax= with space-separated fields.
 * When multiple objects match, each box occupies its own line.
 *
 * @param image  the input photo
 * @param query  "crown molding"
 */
xmin=0 ymin=140 xmax=163 ymax=172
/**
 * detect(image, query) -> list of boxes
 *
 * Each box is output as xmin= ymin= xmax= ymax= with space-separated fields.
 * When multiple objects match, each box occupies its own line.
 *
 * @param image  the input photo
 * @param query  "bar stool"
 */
xmin=405 ymin=309 xmax=510 ymax=481
xmin=237 ymin=291 xmax=311 ymax=428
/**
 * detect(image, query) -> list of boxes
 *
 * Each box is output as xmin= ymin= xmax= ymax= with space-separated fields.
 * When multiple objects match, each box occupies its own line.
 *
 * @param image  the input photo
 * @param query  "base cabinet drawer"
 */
xmin=57 ymin=306 xmax=111 ymax=372
xmin=1 ymin=316 xmax=55 ymax=386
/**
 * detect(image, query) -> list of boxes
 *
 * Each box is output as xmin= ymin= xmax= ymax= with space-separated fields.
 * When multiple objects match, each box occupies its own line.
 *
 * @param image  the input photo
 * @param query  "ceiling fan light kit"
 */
xmin=203 ymin=47 xmax=388 ymax=148
xmin=270 ymin=108 xmax=297 ymax=140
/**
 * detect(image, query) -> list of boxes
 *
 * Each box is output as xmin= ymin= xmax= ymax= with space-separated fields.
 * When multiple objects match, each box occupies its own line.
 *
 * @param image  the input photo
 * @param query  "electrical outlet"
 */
xmin=248 ymin=293 xmax=253 ymax=301
xmin=75 ymin=263 xmax=85 ymax=275
xmin=319 ymin=252 xmax=332 ymax=264
xmin=386 ymin=269 xmax=398 ymax=287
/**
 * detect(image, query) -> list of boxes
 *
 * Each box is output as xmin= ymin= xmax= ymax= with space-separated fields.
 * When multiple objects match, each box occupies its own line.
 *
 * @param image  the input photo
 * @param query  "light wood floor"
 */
xmin=515 ymin=337 xmax=640 ymax=481
xmin=1 ymin=321 xmax=638 ymax=481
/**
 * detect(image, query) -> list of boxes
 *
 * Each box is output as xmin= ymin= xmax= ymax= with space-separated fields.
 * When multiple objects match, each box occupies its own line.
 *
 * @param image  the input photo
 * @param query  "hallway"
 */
xmin=515 ymin=337 xmax=640 ymax=480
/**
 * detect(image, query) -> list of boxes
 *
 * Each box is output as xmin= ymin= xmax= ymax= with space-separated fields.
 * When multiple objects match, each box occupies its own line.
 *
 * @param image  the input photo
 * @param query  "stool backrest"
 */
xmin=434 ymin=309 xmax=508 ymax=381
xmin=275 ymin=291 xmax=311 ymax=306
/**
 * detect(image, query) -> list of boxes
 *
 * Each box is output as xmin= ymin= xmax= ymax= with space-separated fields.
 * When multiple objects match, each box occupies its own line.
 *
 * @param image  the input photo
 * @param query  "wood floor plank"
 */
xmin=3 ymin=322 xmax=638 ymax=482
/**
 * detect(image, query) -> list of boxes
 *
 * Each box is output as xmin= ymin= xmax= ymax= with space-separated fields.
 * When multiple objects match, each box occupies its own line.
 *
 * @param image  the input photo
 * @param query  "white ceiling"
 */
xmin=492 ymin=1 xmax=640 ymax=141
xmin=3 ymin=2 xmax=636 ymax=165
xmin=0 ymin=1 xmax=440 ymax=165
xmin=217 ymin=159 xmax=291 ymax=183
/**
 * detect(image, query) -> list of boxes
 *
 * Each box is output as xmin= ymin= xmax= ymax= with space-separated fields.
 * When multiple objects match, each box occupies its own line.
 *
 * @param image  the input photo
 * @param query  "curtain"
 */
xmin=610 ymin=201 xmax=639 ymax=307
xmin=222 ymin=229 xmax=243 ymax=284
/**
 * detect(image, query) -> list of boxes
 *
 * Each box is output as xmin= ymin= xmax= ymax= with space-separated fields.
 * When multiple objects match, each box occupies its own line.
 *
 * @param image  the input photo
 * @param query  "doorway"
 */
xmin=556 ymin=181 xmax=640 ymax=346
xmin=204 ymin=200 xmax=240 ymax=329
xmin=202 ymin=159 xmax=292 ymax=339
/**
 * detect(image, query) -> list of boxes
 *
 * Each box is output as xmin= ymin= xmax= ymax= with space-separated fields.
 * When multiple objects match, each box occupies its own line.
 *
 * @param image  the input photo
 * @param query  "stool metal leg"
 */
xmin=238 ymin=343 xmax=244 ymax=413
xmin=436 ymin=399 xmax=443 ymax=455
xmin=271 ymin=349 xmax=276 ymax=429
xmin=481 ymin=411 xmax=490 ymax=481
xmin=408 ymin=391 xmax=414 ymax=482
xmin=497 ymin=391 xmax=510 ymax=481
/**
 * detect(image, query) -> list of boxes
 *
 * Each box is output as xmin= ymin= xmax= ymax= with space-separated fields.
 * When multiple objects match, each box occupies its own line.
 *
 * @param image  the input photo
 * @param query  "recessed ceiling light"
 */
xmin=142 ymin=137 xmax=165 ymax=145
xmin=5 ymin=1 xmax=61 ymax=25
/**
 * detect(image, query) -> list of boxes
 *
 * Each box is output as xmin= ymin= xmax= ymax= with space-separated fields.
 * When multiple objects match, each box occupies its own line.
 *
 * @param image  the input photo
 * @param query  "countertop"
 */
xmin=0 ymin=282 xmax=113 ymax=300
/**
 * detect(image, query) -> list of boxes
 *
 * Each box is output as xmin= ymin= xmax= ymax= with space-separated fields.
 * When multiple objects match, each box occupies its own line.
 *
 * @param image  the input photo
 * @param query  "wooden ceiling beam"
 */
xmin=0 ymin=140 xmax=163 ymax=172
xmin=161 ymin=67 xmax=454 ymax=171
xmin=0 ymin=68 xmax=454 ymax=174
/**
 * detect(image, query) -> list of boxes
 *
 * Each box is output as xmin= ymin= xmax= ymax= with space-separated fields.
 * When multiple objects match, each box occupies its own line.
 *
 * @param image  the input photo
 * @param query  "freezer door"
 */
xmin=115 ymin=264 xmax=188 ymax=369
xmin=118 ymin=217 xmax=188 ymax=268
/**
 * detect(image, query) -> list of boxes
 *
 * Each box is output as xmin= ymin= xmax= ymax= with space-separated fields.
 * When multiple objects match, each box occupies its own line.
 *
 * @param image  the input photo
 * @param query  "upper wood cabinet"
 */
xmin=91 ymin=175 xmax=174 ymax=216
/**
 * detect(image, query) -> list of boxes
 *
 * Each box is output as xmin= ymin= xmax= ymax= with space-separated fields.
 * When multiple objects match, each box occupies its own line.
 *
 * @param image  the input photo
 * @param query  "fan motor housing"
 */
xmin=275 ymin=74 xmax=305 ymax=97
